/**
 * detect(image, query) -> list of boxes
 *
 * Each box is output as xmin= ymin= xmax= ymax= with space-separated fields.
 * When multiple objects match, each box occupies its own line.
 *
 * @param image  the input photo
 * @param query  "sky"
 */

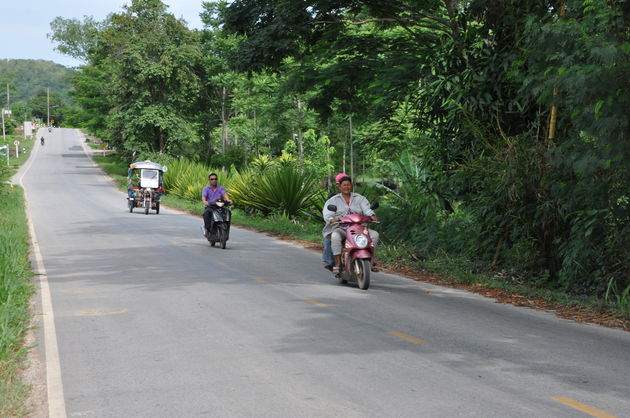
xmin=0 ymin=0 xmax=206 ymax=68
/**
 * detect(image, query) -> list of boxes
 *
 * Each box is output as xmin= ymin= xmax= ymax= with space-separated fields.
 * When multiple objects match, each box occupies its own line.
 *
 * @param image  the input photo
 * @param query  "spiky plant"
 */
xmin=229 ymin=164 xmax=321 ymax=218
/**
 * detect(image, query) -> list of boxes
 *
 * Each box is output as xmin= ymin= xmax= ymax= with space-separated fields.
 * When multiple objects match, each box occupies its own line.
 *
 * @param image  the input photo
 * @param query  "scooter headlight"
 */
xmin=355 ymin=234 xmax=369 ymax=248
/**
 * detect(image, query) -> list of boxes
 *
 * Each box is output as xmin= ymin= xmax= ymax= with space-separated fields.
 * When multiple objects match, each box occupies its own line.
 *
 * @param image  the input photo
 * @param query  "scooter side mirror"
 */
xmin=327 ymin=204 xmax=337 ymax=212
xmin=370 ymin=202 xmax=379 ymax=210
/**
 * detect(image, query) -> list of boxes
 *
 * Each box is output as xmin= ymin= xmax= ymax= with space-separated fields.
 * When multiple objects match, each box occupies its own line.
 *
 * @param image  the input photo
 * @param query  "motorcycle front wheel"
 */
xmin=218 ymin=226 xmax=227 ymax=249
xmin=353 ymin=259 xmax=371 ymax=290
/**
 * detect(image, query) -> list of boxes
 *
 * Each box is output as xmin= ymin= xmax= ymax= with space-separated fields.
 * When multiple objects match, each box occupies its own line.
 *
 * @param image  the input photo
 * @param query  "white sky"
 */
xmin=0 ymin=0 xmax=205 ymax=68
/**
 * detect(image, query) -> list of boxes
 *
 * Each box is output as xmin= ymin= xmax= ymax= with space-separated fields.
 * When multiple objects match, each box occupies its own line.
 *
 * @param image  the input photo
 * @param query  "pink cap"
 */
xmin=335 ymin=173 xmax=348 ymax=183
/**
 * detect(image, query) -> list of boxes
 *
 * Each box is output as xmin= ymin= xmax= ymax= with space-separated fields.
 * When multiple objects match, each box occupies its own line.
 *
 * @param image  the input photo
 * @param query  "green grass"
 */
xmin=1 ymin=135 xmax=35 ymax=171
xmin=0 ymin=135 xmax=35 ymax=417
xmin=230 ymin=209 xmax=323 ymax=242
xmin=92 ymin=154 xmax=129 ymax=185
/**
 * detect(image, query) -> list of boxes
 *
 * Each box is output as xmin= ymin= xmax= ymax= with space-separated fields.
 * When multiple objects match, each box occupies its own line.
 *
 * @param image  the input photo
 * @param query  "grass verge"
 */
xmin=92 ymin=152 xmax=630 ymax=330
xmin=0 ymin=135 xmax=35 ymax=417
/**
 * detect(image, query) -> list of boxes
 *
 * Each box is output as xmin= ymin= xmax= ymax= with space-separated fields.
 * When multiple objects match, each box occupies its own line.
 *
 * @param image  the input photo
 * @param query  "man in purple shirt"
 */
xmin=202 ymin=173 xmax=232 ymax=235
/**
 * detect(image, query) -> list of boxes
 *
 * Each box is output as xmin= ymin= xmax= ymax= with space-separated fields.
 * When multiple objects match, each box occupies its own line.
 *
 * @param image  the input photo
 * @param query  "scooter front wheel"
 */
xmin=218 ymin=227 xmax=227 ymax=249
xmin=353 ymin=259 xmax=371 ymax=290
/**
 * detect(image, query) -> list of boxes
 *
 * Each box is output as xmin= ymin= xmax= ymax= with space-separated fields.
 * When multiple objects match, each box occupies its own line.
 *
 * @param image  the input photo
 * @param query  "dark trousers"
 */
xmin=203 ymin=207 xmax=215 ymax=231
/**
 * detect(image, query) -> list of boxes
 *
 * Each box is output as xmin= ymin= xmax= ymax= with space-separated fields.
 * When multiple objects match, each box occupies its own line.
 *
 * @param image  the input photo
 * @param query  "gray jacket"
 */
xmin=322 ymin=193 xmax=375 ymax=237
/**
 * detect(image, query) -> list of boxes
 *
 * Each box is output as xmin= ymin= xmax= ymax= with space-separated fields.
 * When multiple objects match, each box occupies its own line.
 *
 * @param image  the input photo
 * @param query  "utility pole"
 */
xmin=47 ymin=87 xmax=50 ymax=127
xmin=6 ymin=83 xmax=9 ymax=108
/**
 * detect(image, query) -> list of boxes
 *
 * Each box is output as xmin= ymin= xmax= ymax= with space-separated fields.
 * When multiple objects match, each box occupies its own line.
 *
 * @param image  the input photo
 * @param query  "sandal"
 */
xmin=323 ymin=264 xmax=333 ymax=272
xmin=371 ymin=261 xmax=379 ymax=272
xmin=332 ymin=266 xmax=341 ymax=274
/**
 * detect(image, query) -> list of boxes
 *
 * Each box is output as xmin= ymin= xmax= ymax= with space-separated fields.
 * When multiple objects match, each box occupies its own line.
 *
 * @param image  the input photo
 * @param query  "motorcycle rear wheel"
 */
xmin=353 ymin=259 xmax=371 ymax=290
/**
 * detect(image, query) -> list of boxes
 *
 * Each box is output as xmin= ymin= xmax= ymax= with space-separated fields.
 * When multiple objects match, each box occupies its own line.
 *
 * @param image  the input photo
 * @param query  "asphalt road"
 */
xmin=17 ymin=128 xmax=630 ymax=417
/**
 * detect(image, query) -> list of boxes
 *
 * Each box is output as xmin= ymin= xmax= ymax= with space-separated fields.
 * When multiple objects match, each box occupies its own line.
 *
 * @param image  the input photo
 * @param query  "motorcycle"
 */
xmin=40 ymin=137 xmax=45 ymax=145
xmin=203 ymin=199 xmax=231 ymax=249
xmin=327 ymin=202 xmax=378 ymax=290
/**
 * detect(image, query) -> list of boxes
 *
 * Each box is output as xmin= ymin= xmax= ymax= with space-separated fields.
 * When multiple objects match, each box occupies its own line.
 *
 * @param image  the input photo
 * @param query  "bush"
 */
xmin=229 ymin=163 xmax=323 ymax=219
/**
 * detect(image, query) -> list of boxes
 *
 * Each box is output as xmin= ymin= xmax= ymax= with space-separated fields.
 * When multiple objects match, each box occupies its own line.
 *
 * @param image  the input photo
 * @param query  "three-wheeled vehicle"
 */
xmin=127 ymin=161 xmax=166 ymax=215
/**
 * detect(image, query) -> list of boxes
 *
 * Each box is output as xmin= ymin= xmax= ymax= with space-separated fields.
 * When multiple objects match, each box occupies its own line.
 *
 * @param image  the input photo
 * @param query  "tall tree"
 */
xmin=98 ymin=0 xmax=202 ymax=153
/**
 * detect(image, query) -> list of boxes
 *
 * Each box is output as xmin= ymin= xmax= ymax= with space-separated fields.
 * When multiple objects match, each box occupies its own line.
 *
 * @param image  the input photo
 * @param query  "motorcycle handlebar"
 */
xmin=207 ymin=200 xmax=231 ymax=207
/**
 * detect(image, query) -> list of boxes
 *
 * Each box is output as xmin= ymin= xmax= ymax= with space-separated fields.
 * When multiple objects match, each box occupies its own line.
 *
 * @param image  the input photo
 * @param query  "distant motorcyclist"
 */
xmin=322 ymin=175 xmax=380 ymax=273
xmin=40 ymin=136 xmax=45 ymax=145
xmin=322 ymin=172 xmax=346 ymax=270
xmin=201 ymin=173 xmax=232 ymax=236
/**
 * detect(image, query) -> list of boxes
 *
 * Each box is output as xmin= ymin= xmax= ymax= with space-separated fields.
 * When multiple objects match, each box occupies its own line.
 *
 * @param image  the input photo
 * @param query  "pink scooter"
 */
xmin=327 ymin=203 xmax=378 ymax=290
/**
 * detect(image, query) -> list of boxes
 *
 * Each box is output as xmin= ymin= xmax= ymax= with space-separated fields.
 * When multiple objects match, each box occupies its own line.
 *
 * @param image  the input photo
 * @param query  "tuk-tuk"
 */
xmin=127 ymin=161 xmax=166 ymax=214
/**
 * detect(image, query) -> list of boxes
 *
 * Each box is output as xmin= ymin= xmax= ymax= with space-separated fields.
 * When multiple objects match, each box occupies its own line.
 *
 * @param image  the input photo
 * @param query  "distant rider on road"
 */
xmin=201 ymin=173 xmax=232 ymax=236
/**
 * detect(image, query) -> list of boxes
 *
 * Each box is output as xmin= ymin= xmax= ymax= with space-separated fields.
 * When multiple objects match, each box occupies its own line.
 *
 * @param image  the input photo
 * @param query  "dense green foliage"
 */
xmin=50 ymin=0 xmax=630 ymax=302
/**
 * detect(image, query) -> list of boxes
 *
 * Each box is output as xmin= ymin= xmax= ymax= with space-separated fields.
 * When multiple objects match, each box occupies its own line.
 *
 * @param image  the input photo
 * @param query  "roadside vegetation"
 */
xmin=0 ymin=134 xmax=35 ymax=417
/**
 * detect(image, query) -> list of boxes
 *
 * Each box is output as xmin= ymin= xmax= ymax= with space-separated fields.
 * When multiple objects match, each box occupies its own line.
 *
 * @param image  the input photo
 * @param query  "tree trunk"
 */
xmin=342 ymin=140 xmax=346 ymax=174
xmin=221 ymin=86 xmax=229 ymax=153
xmin=295 ymin=98 xmax=304 ymax=158
xmin=349 ymin=114 xmax=354 ymax=181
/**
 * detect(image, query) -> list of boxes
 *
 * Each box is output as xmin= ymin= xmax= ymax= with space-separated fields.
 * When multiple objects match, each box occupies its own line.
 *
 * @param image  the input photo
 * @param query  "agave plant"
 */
xmin=229 ymin=164 xmax=321 ymax=219
xmin=163 ymin=158 xmax=228 ymax=201
xmin=249 ymin=154 xmax=274 ymax=173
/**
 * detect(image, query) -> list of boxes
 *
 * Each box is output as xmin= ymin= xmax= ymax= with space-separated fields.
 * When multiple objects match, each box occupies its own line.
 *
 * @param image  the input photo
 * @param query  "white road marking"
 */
xmin=18 ymin=130 xmax=67 ymax=418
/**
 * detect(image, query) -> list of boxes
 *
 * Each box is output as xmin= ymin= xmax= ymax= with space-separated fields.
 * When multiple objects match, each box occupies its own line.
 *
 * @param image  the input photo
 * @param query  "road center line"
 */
xmin=388 ymin=331 xmax=426 ymax=345
xmin=552 ymin=397 xmax=618 ymax=418
xmin=305 ymin=298 xmax=328 ymax=307
xmin=217 ymin=262 xmax=229 ymax=267
xmin=253 ymin=277 xmax=268 ymax=283
xmin=77 ymin=309 xmax=128 ymax=316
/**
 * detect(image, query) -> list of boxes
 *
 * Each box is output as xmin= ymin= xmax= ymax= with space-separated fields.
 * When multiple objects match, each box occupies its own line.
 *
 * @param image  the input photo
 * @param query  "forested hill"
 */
xmin=0 ymin=59 xmax=76 ymax=102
